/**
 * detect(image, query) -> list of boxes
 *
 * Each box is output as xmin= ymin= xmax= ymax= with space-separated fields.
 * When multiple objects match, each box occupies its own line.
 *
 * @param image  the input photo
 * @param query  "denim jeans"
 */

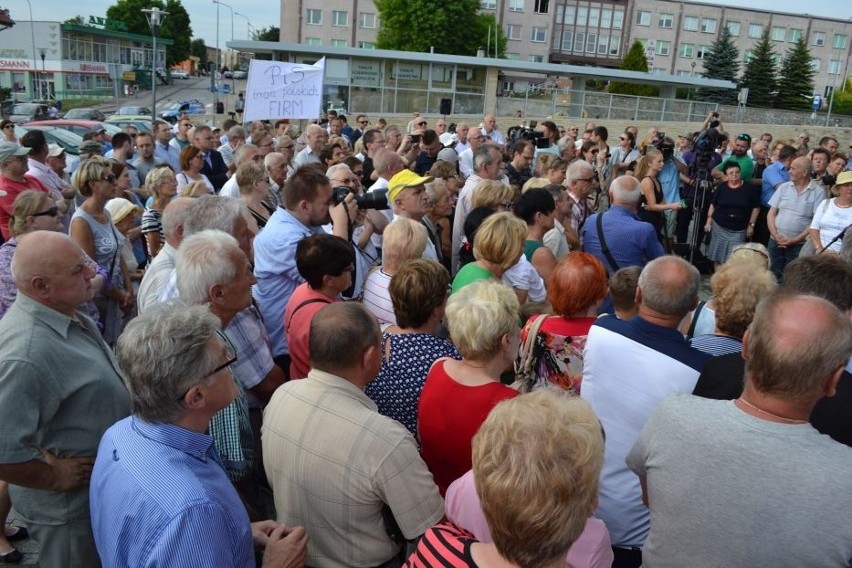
xmin=768 ymin=238 xmax=803 ymax=282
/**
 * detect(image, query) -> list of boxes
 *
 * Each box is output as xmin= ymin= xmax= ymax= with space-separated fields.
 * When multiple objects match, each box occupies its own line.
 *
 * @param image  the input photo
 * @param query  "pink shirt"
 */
xmin=283 ymin=283 xmax=335 ymax=380
xmin=445 ymin=470 xmax=614 ymax=568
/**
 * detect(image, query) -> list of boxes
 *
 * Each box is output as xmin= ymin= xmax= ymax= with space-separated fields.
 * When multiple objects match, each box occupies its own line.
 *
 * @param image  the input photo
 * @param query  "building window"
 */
xmin=636 ymin=11 xmax=651 ymax=26
xmin=586 ymin=33 xmax=597 ymax=52
xmin=529 ymin=54 xmax=544 ymax=62
xmin=598 ymin=34 xmax=609 ymax=54
xmin=574 ymin=32 xmax=585 ymax=52
xmin=505 ymin=52 xmax=520 ymax=60
xmin=749 ymin=24 xmax=763 ymax=38
xmin=480 ymin=0 xmax=496 ymax=9
xmin=810 ymin=58 xmax=821 ymax=72
xmin=609 ymin=36 xmax=621 ymax=55
xmin=509 ymin=0 xmax=524 ymax=12
xmin=743 ymin=50 xmax=753 ymax=63
xmin=506 ymin=24 xmax=521 ymax=40
xmin=812 ymin=32 xmax=825 ymax=46
xmin=589 ymin=8 xmax=600 ymax=27
xmin=306 ymin=9 xmax=321 ymax=25
xmin=829 ymin=59 xmax=841 ymax=75
xmin=770 ymin=26 xmax=785 ymax=41
xmin=358 ymin=41 xmax=375 ymax=49
xmin=502 ymin=80 xmax=515 ymax=91
xmin=561 ymin=5 xmax=575 ymax=24
xmin=788 ymin=29 xmax=802 ymax=43
xmin=701 ymin=18 xmax=716 ymax=33
xmin=332 ymin=10 xmax=348 ymax=27
xmin=726 ymin=21 xmax=740 ymax=36
xmin=677 ymin=70 xmax=690 ymax=77
xmin=577 ymin=6 xmax=587 ymax=26
xmin=601 ymin=9 xmax=612 ymax=28
xmin=534 ymin=0 xmax=548 ymax=14
xmin=656 ymin=40 xmax=671 ymax=56
xmin=697 ymin=45 xmax=710 ymax=59
xmin=531 ymin=27 xmax=546 ymax=43
xmin=560 ymin=31 xmax=573 ymax=51
xmin=658 ymin=13 xmax=673 ymax=28
xmin=683 ymin=16 xmax=698 ymax=31
xmin=679 ymin=43 xmax=695 ymax=58
xmin=612 ymin=10 xmax=624 ymax=30
xmin=305 ymin=37 xmax=321 ymax=45
xmin=331 ymin=39 xmax=347 ymax=47
xmin=359 ymin=12 xmax=376 ymax=28
xmin=834 ymin=34 xmax=848 ymax=49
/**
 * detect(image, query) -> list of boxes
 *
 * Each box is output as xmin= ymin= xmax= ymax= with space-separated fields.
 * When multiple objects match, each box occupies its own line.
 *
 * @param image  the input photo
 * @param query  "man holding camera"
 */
xmin=253 ymin=166 xmax=356 ymax=374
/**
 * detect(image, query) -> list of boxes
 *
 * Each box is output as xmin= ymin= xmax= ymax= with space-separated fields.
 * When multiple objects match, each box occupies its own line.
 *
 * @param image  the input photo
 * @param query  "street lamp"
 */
xmin=39 ymin=48 xmax=46 ymax=100
xmin=234 ymin=11 xmax=251 ymax=40
xmin=23 ymin=0 xmax=38 ymax=99
xmin=213 ymin=0 xmax=235 ymax=94
xmin=142 ymin=7 xmax=169 ymax=122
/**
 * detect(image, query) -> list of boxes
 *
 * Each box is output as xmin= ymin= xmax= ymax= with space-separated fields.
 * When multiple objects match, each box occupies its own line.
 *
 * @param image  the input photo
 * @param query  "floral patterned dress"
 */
xmin=516 ymin=315 xmax=596 ymax=393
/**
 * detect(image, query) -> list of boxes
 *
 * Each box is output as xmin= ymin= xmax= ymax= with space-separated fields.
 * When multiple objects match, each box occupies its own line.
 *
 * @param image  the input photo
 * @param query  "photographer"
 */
xmin=533 ymin=121 xmax=561 ymax=160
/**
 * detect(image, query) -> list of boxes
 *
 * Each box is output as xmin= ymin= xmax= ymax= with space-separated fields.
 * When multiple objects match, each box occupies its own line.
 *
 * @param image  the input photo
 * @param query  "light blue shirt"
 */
xmin=253 ymin=208 xmax=323 ymax=357
xmin=155 ymin=140 xmax=181 ymax=171
xmin=90 ymin=417 xmax=255 ymax=567
xmin=761 ymin=161 xmax=789 ymax=208
xmin=660 ymin=158 xmax=683 ymax=204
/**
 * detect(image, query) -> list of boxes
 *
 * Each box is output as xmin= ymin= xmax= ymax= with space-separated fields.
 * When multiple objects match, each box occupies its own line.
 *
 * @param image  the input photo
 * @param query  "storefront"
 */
xmin=0 ymin=17 xmax=171 ymax=102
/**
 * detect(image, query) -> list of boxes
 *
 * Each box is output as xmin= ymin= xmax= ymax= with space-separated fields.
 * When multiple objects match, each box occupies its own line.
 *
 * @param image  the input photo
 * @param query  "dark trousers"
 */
xmin=768 ymin=238 xmax=803 ymax=282
xmin=753 ymin=206 xmax=772 ymax=246
xmin=612 ymin=546 xmax=643 ymax=568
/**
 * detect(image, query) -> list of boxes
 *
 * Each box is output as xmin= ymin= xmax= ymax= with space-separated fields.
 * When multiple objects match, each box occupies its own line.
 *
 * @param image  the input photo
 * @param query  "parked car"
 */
xmin=116 ymin=106 xmax=152 ymax=116
xmin=25 ymin=119 xmax=123 ymax=142
xmin=9 ymin=103 xmax=51 ymax=124
xmin=171 ymin=69 xmax=189 ymax=79
xmin=232 ymin=70 xmax=247 ymax=80
xmin=104 ymin=116 xmax=153 ymax=132
xmin=14 ymin=124 xmax=82 ymax=171
xmin=63 ymin=108 xmax=107 ymax=121
xmin=159 ymin=99 xmax=207 ymax=123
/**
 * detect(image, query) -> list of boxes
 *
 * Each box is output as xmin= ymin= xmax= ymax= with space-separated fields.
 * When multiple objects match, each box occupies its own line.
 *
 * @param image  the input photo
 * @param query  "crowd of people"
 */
xmin=0 ymin=106 xmax=850 ymax=568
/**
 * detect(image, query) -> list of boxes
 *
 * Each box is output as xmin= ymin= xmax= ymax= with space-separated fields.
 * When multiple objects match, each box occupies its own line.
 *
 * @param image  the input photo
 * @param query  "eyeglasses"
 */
xmin=498 ymin=201 xmax=515 ymax=210
xmin=2 ymin=125 xmax=14 ymax=130
xmin=359 ymin=120 xmax=369 ymax=125
xmin=590 ymin=149 xmax=599 ymax=154
xmin=129 ymin=133 xmax=137 ymax=138
xmin=575 ymin=176 xmax=596 ymax=182
xmin=176 ymin=349 xmax=238 ymax=402
xmin=102 ymin=173 xmax=116 ymax=183
xmin=31 ymin=206 xmax=59 ymax=217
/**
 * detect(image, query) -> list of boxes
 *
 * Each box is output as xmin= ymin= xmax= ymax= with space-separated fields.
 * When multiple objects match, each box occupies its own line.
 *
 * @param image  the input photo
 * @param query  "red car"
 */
xmin=23 ymin=119 xmax=123 ymax=143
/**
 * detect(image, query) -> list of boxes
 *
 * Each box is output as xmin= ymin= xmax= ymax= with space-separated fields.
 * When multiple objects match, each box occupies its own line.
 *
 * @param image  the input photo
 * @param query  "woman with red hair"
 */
xmin=516 ymin=252 xmax=608 ymax=393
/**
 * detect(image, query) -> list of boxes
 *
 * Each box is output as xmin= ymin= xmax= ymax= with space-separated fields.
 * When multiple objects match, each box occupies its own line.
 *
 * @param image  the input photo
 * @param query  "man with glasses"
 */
xmin=564 ymin=159 xmax=597 ymax=251
xmin=193 ymin=125 xmax=229 ymax=192
xmin=217 ymin=125 xmax=246 ymax=168
xmin=154 ymin=120 xmax=181 ymax=171
xmin=0 ymin=232 xmax=130 ymax=566
xmin=505 ymin=139 xmax=534 ymax=191
xmin=90 ymin=303 xmax=306 ymax=567
xmin=349 ymin=114 xmax=368 ymax=146
xmin=0 ymin=141 xmax=50 ymax=240
xmin=170 ymin=119 xmax=193 ymax=153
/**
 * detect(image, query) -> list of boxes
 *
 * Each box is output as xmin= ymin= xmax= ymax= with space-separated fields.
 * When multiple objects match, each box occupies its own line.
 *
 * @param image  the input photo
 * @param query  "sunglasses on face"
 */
xmin=3 ymin=125 xmax=14 ymax=130
xmin=31 ymin=206 xmax=59 ymax=218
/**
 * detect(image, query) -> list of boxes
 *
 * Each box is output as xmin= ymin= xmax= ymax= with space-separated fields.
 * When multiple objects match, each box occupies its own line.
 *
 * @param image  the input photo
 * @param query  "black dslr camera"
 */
xmin=332 ymin=186 xmax=389 ymax=210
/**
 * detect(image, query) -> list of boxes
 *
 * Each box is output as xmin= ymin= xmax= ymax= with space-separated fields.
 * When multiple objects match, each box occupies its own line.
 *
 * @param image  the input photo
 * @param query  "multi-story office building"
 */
xmin=279 ymin=0 xmax=851 ymax=96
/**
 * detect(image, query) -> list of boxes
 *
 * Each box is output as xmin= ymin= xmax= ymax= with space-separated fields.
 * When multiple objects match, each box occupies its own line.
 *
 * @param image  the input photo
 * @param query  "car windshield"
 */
xmin=26 ymin=126 xmax=83 ymax=154
xmin=12 ymin=104 xmax=39 ymax=115
xmin=65 ymin=109 xmax=93 ymax=118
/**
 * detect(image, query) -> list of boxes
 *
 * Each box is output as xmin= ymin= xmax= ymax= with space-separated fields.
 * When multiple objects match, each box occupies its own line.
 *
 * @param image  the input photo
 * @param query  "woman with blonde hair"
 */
xmin=451 ymin=212 xmax=526 ymax=294
xmin=635 ymin=149 xmax=681 ymax=242
xmin=361 ymin=217 xmax=428 ymax=325
xmin=418 ymin=279 xmax=521 ymax=495
xmin=237 ymin=161 xmax=274 ymax=229
xmin=472 ymin=179 xmax=514 ymax=210
xmin=141 ymin=166 xmax=179 ymax=257
xmin=70 ymin=156 xmax=133 ymax=343
xmin=180 ymin=179 xmax=210 ymax=198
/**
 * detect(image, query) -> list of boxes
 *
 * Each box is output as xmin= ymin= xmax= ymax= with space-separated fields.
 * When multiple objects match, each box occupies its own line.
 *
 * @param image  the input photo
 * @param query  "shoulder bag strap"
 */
xmin=286 ymin=297 xmax=332 ymax=333
xmin=596 ymin=212 xmax=620 ymax=273
xmin=686 ymin=300 xmax=706 ymax=340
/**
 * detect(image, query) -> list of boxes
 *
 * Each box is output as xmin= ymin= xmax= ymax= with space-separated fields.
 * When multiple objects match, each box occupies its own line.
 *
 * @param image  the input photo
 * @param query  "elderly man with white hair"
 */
xmin=219 ymin=144 xmax=260 ymax=198
xmin=582 ymin=175 xmax=664 ymax=273
xmin=90 ymin=303 xmax=308 ymax=567
xmin=291 ymin=124 xmax=327 ymax=173
xmin=218 ymin=124 xmax=246 ymax=168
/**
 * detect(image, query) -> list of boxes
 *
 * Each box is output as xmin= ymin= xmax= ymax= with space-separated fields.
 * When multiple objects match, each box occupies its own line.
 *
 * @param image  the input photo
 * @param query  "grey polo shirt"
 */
xmin=768 ymin=180 xmax=823 ymax=238
xmin=0 ymin=294 xmax=130 ymax=524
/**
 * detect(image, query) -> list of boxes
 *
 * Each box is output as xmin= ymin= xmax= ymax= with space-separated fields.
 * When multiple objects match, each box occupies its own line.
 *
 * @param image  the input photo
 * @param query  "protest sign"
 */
xmin=244 ymin=57 xmax=325 ymax=121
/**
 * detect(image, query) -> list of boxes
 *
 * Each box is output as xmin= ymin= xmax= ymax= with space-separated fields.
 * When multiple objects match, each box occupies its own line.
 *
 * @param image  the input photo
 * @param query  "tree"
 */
xmin=775 ymin=37 xmax=816 ymax=111
xmin=696 ymin=25 xmax=739 ymax=105
xmin=253 ymin=26 xmax=280 ymax=42
xmin=105 ymin=0 xmax=193 ymax=66
xmin=190 ymin=38 xmax=207 ymax=68
xmin=63 ymin=15 xmax=86 ymax=25
xmin=608 ymin=40 xmax=659 ymax=97
xmin=374 ymin=0 xmax=505 ymax=57
xmin=739 ymin=29 xmax=777 ymax=108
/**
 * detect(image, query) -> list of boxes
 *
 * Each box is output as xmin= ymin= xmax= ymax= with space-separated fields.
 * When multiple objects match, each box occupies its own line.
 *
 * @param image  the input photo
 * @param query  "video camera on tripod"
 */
xmin=507 ymin=121 xmax=550 ymax=152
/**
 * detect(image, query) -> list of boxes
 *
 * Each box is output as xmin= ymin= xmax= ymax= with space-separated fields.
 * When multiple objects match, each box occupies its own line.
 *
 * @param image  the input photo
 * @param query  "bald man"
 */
xmin=0 ymin=232 xmax=130 ymax=566
xmin=138 ymin=197 xmax=195 ymax=313
xmin=292 ymin=124 xmax=327 ymax=171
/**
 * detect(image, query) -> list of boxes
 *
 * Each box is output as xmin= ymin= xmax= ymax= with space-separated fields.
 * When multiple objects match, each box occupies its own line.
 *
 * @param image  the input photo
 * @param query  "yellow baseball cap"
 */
xmin=387 ymin=169 xmax=433 ymax=203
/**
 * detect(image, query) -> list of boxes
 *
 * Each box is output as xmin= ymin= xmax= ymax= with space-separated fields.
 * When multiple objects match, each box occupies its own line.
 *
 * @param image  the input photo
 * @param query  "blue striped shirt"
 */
xmin=90 ymin=417 xmax=255 ymax=567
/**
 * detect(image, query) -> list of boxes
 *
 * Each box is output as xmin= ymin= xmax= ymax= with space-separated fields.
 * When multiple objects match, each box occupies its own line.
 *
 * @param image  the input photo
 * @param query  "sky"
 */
xmin=5 ymin=0 xmax=851 ymax=48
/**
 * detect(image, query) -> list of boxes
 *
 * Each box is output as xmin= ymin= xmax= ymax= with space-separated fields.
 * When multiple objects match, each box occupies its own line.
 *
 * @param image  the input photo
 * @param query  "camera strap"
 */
xmin=596 ymin=212 xmax=620 ymax=273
